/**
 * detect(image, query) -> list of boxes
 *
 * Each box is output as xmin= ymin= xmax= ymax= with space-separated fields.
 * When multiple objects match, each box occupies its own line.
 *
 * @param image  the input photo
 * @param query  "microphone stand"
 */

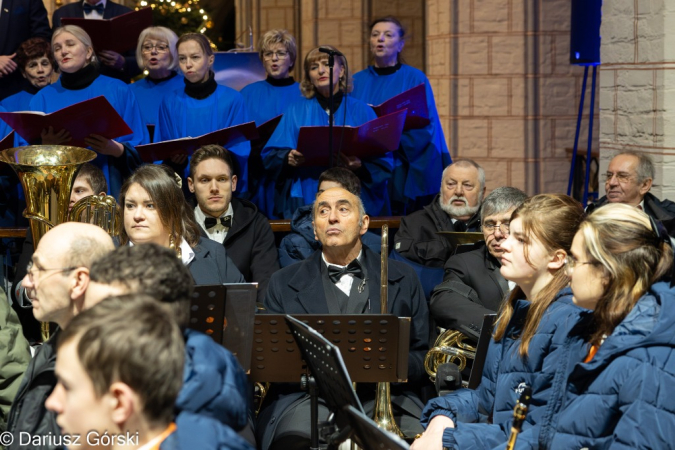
xmin=327 ymin=52 xmax=335 ymax=168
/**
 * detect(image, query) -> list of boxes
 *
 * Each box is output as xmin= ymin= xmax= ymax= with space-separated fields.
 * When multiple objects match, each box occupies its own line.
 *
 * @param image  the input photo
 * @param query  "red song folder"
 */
xmin=136 ymin=122 xmax=259 ymax=162
xmin=296 ymin=110 xmax=407 ymax=166
xmin=61 ymin=7 xmax=153 ymax=54
xmin=371 ymin=83 xmax=430 ymax=131
xmin=0 ymin=132 xmax=14 ymax=151
xmin=256 ymin=115 xmax=283 ymax=143
xmin=0 ymin=96 xmax=133 ymax=148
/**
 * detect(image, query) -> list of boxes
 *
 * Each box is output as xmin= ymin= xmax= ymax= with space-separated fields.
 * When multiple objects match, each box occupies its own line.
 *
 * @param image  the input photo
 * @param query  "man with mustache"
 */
xmin=587 ymin=152 xmax=675 ymax=231
xmin=430 ymin=186 xmax=527 ymax=339
xmin=394 ymin=159 xmax=485 ymax=268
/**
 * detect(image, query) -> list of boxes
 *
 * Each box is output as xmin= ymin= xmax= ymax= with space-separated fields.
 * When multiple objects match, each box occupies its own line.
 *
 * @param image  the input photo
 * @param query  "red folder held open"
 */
xmin=296 ymin=110 xmax=407 ymax=166
xmin=61 ymin=7 xmax=153 ymax=54
xmin=371 ymin=84 xmax=430 ymax=131
xmin=136 ymin=122 xmax=258 ymax=162
xmin=0 ymin=96 xmax=133 ymax=148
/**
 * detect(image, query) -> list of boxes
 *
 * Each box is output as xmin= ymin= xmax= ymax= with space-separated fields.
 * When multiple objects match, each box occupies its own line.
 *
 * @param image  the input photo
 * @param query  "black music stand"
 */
xmin=190 ymin=283 xmax=257 ymax=373
xmin=342 ymin=405 xmax=409 ymax=450
xmin=467 ymin=314 xmax=497 ymax=390
xmin=251 ymin=314 xmax=410 ymax=450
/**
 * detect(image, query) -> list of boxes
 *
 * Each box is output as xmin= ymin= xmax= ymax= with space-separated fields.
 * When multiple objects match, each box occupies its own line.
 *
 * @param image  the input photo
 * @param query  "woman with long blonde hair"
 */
xmin=414 ymin=194 xmax=591 ymax=450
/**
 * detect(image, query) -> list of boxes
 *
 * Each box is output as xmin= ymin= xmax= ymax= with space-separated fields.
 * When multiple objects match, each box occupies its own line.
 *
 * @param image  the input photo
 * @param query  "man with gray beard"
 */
xmin=394 ymin=159 xmax=485 ymax=268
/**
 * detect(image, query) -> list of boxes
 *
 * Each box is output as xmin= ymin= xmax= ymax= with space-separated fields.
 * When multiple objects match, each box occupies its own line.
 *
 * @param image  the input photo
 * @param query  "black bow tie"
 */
xmin=204 ymin=215 xmax=232 ymax=230
xmin=83 ymin=2 xmax=105 ymax=13
xmin=327 ymin=260 xmax=363 ymax=283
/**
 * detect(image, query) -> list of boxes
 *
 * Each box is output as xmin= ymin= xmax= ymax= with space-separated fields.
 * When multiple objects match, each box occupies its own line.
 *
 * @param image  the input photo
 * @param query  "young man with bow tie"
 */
xmin=188 ymin=145 xmax=279 ymax=302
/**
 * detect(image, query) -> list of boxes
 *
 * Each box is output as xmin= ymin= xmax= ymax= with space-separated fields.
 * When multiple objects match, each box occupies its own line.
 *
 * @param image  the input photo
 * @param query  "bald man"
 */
xmin=6 ymin=223 xmax=114 ymax=450
xmin=259 ymin=188 xmax=429 ymax=450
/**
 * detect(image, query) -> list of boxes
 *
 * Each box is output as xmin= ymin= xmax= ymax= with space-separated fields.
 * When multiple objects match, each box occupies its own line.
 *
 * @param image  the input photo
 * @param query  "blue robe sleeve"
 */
xmin=261 ymin=104 xmax=301 ymax=178
xmin=222 ymin=92 xmax=251 ymax=193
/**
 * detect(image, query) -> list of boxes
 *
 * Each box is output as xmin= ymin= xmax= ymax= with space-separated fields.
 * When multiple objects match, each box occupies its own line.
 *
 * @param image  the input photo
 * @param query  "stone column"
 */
xmin=599 ymin=0 xmax=675 ymax=199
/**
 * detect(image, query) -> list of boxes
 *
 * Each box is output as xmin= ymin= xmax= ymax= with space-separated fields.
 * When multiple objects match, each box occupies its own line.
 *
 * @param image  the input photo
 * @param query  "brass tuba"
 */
xmin=0 ymin=145 xmax=97 ymax=340
xmin=424 ymin=328 xmax=477 ymax=385
xmin=372 ymin=224 xmax=405 ymax=438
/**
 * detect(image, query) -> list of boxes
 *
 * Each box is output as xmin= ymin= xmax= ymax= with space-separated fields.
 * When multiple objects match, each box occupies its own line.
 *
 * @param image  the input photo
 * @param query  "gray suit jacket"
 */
xmin=189 ymin=237 xmax=245 ymax=285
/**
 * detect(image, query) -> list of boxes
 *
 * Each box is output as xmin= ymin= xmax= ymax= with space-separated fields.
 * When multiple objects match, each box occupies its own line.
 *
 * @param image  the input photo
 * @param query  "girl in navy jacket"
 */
xmin=413 ymin=194 xmax=591 ymax=450
xmin=510 ymin=203 xmax=675 ymax=450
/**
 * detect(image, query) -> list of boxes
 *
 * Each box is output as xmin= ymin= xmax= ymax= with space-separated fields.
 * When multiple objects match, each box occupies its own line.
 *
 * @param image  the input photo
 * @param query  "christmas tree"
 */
xmin=137 ymin=0 xmax=214 ymax=38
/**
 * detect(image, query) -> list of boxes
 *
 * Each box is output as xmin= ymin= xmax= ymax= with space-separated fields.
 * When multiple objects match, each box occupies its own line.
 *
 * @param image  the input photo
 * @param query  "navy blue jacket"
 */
xmin=161 ymin=411 xmax=253 ymax=450
xmin=510 ymin=281 xmax=675 ymax=450
xmin=176 ymin=329 xmax=249 ymax=431
xmin=188 ymin=237 xmax=246 ymax=286
xmin=277 ymin=204 xmax=381 ymax=268
xmin=420 ymin=289 xmax=591 ymax=450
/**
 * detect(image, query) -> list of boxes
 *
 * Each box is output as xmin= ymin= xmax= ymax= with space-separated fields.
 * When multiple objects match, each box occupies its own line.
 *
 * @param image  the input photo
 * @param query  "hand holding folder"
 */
xmin=136 ymin=122 xmax=258 ymax=163
xmin=0 ymin=96 xmax=133 ymax=148
xmin=295 ymin=110 xmax=407 ymax=166
xmin=371 ymin=83 xmax=430 ymax=130
xmin=61 ymin=7 xmax=153 ymax=54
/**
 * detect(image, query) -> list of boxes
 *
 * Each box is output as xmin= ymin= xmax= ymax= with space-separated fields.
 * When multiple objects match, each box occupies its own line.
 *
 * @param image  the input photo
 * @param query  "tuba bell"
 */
xmin=0 ymin=145 xmax=97 ymax=340
xmin=424 ymin=328 xmax=477 ymax=385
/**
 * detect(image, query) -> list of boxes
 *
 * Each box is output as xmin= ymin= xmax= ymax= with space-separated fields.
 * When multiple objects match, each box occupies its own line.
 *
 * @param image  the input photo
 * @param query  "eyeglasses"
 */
xmin=263 ymin=50 xmax=289 ymax=60
xmin=26 ymin=260 xmax=77 ymax=282
xmin=142 ymin=43 xmax=170 ymax=54
xmin=563 ymin=255 xmax=599 ymax=277
xmin=602 ymin=171 xmax=634 ymax=184
xmin=483 ymin=221 xmax=510 ymax=235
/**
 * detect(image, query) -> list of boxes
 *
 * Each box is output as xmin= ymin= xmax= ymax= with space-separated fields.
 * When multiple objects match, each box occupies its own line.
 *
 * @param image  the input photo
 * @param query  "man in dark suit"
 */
xmin=258 ymin=187 xmax=429 ymax=450
xmin=430 ymin=186 xmax=527 ymax=336
xmin=188 ymin=145 xmax=279 ymax=302
xmin=51 ymin=0 xmax=140 ymax=82
xmin=394 ymin=159 xmax=485 ymax=268
xmin=0 ymin=0 xmax=51 ymax=100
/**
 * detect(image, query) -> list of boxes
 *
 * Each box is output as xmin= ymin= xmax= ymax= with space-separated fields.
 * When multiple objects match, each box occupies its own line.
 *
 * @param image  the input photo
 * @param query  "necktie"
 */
xmin=327 ymin=260 xmax=363 ymax=283
xmin=204 ymin=215 xmax=232 ymax=230
xmin=83 ymin=2 xmax=105 ymax=14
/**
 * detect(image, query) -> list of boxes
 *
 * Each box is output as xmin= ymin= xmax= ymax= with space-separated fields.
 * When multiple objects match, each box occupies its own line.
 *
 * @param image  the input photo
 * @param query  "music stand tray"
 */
xmin=190 ymin=283 xmax=257 ymax=373
xmin=437 ymin=231 xmax=484 ymax=247
xmin=342 ymin=405 xmax=409 ymax=450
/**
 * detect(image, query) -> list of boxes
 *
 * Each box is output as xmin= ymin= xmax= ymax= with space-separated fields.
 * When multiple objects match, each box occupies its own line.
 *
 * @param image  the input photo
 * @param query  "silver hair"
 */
xmin=480 ymin=186 xmax=528 ymax=219
xmin=441 ymin=159 xmax=486 ymax=193
xmin=614 ymin=151 xmax=654 ymax=183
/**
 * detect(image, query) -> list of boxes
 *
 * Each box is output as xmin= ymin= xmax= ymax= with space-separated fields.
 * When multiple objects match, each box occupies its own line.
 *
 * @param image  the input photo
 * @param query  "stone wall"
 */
xmin=427 ymin=0 xmax=599 ymax=195
xmin=599 ymin=0 xmax=675 ymax=200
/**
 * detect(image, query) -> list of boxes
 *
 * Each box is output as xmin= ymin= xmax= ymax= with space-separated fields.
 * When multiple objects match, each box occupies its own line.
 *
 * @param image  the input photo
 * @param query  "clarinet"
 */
xmin=505 ymin=385 xmax=532 ymax=450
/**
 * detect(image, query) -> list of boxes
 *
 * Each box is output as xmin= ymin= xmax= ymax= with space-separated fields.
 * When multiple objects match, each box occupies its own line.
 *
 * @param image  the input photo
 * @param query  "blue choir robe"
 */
xmin=261 ymin=95 xmax=393 ymax=219
xmin=129 ymin=72 xmax=184 ymax=142
xmin=0 ymin=105 xmax=26 ymax=227
xmin=352 ymin=64 xmax=452 ymax=202
xmin=155 ymin=84 xmax=252 ymax=193
xmin=240 ymin=78 xmax=302 ymax=214
xmin=240 ymin=79 xmax=302 ymax=126
xmin=0 ymin=90 xmax=34 ymax=113
xmin=27 ymin=75 xmax=148 ymax=197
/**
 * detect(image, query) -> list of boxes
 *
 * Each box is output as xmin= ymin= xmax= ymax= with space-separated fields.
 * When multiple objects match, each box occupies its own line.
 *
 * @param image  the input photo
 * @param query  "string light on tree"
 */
xmin=136 ymin=0 xmax=213 ymax=37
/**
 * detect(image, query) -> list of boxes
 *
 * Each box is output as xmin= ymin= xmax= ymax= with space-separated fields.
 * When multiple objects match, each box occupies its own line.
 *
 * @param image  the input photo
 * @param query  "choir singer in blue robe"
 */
xmin=129 ymin=27 xmax=184 ymax=143
xmin=261 ymin=45 xmax=393 ymax=219
xmin=27 ymin=25 xmax=148 ymax=197
xmin=353 ymin=16 xmax=452 ymax=214
xmin=155 ymin=33 xmax=251 ymax=193
xmin=240 ymin=29 xmax=302 ymax=213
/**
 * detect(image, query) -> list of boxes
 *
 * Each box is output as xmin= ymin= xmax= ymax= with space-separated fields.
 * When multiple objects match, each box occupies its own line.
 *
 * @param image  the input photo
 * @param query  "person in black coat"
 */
xmin=394 ymin=159 xmax=484 ymax=268
xmin=119 ymin=164 xmax=245 ymax=285
xmin=430 ymin=186 xmax=527 ymax=336
xmin=258 ymin=187 xmax=429 ymax=450
xmin=51 ymin=0 xmax=140 ymax=82
xmin=188 ymin=145 xmax=279 ymax=302
xmin=0 ymin=0 xmax=51 ymax=99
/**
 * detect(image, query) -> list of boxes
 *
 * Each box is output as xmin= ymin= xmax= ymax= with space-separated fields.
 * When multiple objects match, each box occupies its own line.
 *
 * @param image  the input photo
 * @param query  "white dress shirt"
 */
xmin=194 ymin=204 xmax=233 ymax=244
xmin=322 ymin=250 xmax=363 ymax=296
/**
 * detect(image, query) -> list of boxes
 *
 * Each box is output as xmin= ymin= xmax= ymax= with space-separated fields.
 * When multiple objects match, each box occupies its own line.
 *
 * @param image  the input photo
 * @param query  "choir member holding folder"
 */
xmin=0 ymin=38 xmax=56 ymax=112
xmin=261 ymin=45 xmax=393 ymax=219
xmin=26 ymin=25 xmax=148 ymax=197
xmin=155 ymin=33 xmax=252 ymax=193
xmin=353 ymin=16 xmax=452 ymax=214
xmin=241 ymin=29 xmax=302 ymax=214
xmin=129 ymin=27 xmax=184 ymax=143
